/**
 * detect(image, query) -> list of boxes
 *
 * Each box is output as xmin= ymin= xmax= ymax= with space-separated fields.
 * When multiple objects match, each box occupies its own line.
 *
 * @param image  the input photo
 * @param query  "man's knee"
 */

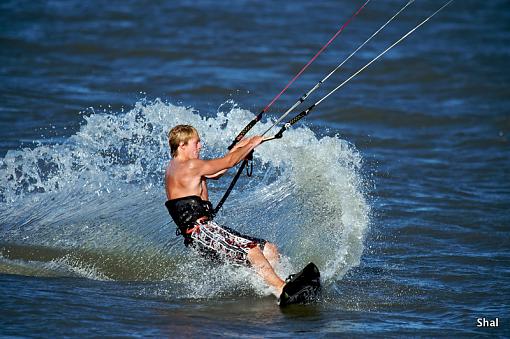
xmin=247 ymin=245 xmax=263 ymax=260
xmin=263 ymin=242 xmax=279 ymax=256
xmin=248 ymin=245 xmax=273 ymax=269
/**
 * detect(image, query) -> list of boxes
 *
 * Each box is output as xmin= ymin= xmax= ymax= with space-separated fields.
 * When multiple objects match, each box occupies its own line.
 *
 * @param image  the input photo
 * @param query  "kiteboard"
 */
xmin=278 ymin=262 xmax=321 ymax=307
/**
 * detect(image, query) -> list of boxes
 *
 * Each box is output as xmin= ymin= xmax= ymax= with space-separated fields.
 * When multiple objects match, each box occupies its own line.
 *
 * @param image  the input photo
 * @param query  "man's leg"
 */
xmin=247 ymin=245 xmax=285 ymax=296
xmin=190 ymin=221 xmax=286 ymax=295
xmin=262 ymin=242 xmax=281 ymax=268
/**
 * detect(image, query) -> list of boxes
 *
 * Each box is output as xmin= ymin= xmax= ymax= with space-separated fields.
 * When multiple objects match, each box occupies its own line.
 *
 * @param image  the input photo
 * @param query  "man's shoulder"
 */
xmin=167 ymin=158 xmax=193 ymax=174
xmin=177 ymin=158 xmax=208 ymax=174
xmin=187 ymin=158 xmax=204 ymax=168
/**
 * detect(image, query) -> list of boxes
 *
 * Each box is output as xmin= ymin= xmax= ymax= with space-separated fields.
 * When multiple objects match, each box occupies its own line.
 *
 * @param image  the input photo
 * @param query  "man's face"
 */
xmin=182 ymin=135 xmax=202 ymax=159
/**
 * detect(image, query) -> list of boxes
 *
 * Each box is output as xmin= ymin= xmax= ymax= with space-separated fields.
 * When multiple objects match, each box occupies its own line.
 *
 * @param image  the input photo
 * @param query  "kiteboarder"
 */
xmin=164 ymin=124 xmax=286 ymax=296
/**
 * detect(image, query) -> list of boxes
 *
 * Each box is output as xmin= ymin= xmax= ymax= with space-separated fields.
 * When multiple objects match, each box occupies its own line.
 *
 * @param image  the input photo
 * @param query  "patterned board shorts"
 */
xmin=186 ymin=219 xmax=266 ymax=266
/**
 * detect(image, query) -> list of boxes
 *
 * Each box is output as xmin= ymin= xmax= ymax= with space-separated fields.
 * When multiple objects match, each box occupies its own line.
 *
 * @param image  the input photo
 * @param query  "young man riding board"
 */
xmin=164 ymin=125 xmax=286 ymax=296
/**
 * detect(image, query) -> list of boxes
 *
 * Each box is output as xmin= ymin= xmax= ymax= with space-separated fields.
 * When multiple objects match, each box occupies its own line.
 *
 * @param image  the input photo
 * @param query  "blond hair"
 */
xmin=168 ymin=125 xmax=198 ymax=157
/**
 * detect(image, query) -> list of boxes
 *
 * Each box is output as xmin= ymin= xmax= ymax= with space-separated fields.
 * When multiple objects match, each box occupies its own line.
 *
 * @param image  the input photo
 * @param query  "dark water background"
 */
xmin=1 ymin=0 xmax=509 ymax=337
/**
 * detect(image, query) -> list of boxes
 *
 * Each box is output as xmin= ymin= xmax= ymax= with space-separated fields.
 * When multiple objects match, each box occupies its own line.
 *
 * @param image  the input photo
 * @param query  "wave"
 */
xmin=0 ymin=99 xmax=370 ymax=297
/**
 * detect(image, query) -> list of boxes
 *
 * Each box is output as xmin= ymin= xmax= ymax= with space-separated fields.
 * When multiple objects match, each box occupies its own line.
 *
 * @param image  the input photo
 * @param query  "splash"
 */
xmin=0 ymin=252 xmax=112 ymax=281
xmin=0 ymin=99 xmax=370 ymax=295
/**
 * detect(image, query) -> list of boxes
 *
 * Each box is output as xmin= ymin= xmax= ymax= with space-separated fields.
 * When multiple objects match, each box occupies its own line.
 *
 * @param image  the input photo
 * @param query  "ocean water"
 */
xmin=1 ymin=0 xmax=509 ymax=337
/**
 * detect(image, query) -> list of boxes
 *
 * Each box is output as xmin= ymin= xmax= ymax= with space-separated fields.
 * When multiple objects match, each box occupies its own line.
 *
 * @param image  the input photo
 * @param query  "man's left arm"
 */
xmin=204 ymin=137 xmax=254 ymax=180
xmin=205 ymin=169 xmax=228 ymax=180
